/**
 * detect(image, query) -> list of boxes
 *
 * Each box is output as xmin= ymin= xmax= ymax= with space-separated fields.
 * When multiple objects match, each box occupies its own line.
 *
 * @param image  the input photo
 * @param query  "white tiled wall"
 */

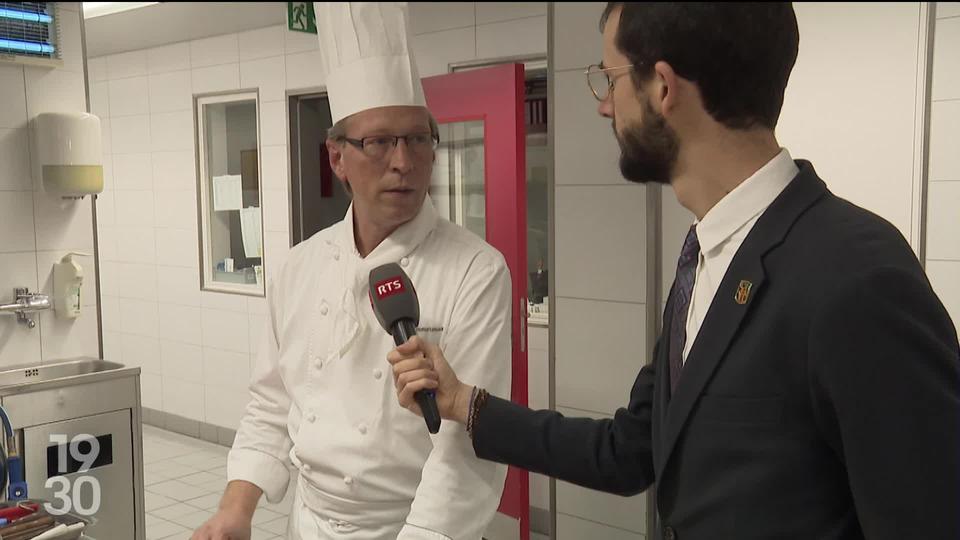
xmin=555 ymin=186 xmax=647 ymax=303
xmin=925 ymin=6 xmax=960 ymax=336
xmin=777 ymin=3 xmax=926 ymax=244
xmin=477 ymin=16 xmax=548 ymax=59
xmin=551 ymin=3 xmax=649 ymax=537
xmin=477 ymin=2 xmax=547 ymax=25
xmin=939 ymin=2 xmax=960 ymax=18
xmin=554 ymin=298 xmax=646 ymax=415
xmin=90 ymin=25 xmax=301 ymax=430
xmin=409 ymin=2 xmax=475 ymax=35
xmin=0 ymin=6 xmax=98 ymax=368
xmin=409 ymin=2 xmax=547 ymax=75
xmin=556 ymin=513 xmax=643 ymax=540
xmin=410 ymin=27 xmax=477 ymax=79
xmin=552 ymin=72 xmax=620 ymax=187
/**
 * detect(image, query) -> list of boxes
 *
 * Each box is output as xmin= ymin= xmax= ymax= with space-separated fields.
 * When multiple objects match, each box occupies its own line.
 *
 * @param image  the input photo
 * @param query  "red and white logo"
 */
xmin=374 ymin=277 xmax=405 ymax=300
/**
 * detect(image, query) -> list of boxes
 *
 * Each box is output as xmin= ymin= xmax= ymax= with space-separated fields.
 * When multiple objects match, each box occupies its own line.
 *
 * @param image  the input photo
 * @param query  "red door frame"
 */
xmin=422 ymin=64 xmax=529 ymax=539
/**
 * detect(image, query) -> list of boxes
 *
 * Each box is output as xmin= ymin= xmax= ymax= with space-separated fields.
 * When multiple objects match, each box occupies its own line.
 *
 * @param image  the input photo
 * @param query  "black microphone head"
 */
xmin=368 ymin=262 xmax=419 ymax=333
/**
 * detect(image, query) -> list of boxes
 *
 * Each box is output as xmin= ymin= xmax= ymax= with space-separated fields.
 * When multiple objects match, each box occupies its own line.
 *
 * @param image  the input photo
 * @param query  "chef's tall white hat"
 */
xmin=314 ymin=2 xmax=426 ymax=124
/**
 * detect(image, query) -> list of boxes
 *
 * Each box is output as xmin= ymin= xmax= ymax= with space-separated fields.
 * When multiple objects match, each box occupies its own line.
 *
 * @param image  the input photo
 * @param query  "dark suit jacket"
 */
xmin=473 ymin=161 xmax=960 ymax=539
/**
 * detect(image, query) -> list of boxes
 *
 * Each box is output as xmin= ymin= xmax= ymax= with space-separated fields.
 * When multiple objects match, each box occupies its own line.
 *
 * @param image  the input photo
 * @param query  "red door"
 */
xmin=422 ymin=64 xmax=529 ymax=539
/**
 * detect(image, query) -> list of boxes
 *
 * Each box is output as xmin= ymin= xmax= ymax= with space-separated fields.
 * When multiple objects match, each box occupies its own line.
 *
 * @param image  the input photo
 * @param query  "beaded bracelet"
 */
xmin=466 ymin=387 xmax=489 ymax=439
xmin=467 ymin=386 xmax=479 ymax=422
xmin=466 ymin=389 xmax=478 ymax=437
xmin=466 ymin=387 xmax=477 ymax=435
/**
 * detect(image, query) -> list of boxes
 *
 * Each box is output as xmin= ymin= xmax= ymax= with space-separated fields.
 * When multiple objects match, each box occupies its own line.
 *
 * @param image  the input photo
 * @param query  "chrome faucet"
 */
xmin=0 ymin=288 xmax=52 ymax=329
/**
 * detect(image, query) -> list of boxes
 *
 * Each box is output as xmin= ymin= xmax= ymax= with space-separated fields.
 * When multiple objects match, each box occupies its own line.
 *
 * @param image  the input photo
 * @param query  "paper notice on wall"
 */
xmin=240 ymin=206 xmax=262 ymax=258
xmin=213 ymin=175 xmax=243 ymax=211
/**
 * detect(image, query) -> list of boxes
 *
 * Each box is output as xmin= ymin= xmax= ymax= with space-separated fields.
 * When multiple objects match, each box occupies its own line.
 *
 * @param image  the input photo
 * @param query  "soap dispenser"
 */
xmin=53 ymin=252 xmax=90 ymax=319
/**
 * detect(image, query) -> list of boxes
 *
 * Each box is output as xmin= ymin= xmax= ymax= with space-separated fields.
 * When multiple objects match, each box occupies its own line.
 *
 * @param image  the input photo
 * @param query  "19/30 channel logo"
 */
xmin=44 ymin=433 xmax=106 ymax=516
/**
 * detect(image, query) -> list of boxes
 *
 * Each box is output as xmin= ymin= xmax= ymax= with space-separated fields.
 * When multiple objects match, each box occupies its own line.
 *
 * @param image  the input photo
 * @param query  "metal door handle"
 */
xmin=519 ymin=297 xmax=527 ymax=353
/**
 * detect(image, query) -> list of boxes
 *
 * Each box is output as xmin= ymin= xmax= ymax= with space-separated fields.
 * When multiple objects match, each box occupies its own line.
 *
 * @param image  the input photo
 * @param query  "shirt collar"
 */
xmin=695 ymin=148 xmax=798 ymax=256
xmin=336 ymin=194 xmax=439 ymax=265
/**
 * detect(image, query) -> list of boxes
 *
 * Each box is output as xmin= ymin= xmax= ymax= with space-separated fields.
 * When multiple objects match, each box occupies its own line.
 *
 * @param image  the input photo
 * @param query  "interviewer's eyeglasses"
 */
xmin=585 ymin=63 xmax=636 ymax=101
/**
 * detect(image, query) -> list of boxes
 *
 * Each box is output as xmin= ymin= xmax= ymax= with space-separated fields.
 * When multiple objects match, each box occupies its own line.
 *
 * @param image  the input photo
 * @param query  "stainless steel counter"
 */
xmin=0 ymin=357 xmax=145 ymax=540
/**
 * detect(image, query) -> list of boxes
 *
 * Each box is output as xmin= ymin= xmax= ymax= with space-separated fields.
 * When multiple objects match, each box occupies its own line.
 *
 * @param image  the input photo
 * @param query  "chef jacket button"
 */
xmin=307 ymin=413 xmax=317 ymax=423
xmin=303 ymin=463 xmax=312 ymax=473
xmin=333 ymin=252 xmax=340 ymax=261
xmin=373 ymin=368 xmax=383 ymax=380
xmin=400 ymin=257 xmax=409 ymax=267
xmin=343 ymin=476 xmax=353 ymax=485
xmin=358 ymin=423 xmax=367 ymax=435
xmin=320 ymin=305 xmax=329 ymax=316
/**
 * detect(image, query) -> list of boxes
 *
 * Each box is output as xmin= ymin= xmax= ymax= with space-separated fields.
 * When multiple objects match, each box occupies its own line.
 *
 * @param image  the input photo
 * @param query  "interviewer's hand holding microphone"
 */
xmin=388 ymin=335 xmax=473 ymax=425
xmin=370 ymin=263 xmax=474 ymax=428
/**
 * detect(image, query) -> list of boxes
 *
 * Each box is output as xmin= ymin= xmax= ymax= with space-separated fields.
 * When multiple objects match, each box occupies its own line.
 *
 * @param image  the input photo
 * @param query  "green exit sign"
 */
xmin=288 ymin=2 xmax=316 ymax=34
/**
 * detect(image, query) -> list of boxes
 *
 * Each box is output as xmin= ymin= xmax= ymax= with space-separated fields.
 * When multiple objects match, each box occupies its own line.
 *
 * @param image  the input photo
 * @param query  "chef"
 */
xmin=190 ymin=3 xmax=512 ymax=539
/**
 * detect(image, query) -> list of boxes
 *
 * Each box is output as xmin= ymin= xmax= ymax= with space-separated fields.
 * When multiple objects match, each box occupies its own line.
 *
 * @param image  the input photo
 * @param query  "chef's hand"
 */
xmin=191 ymin=510 xmax=251 ymax=540
xmin=388 ymin=336 xmax=474 ymax=425
xmin=191 ymin=480 xmax=259 ymax=540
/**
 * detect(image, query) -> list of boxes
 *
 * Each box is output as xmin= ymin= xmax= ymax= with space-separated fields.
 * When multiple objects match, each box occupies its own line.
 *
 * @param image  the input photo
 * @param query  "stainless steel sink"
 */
xmin=0 ymin=357 xmax=131 ymax=393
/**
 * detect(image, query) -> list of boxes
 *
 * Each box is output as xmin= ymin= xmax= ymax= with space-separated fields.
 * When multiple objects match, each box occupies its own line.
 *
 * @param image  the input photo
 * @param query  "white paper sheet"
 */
xmin=32 ymin=523 xmax=86 ymax=539
xmin=240 ymin=206 xmax=262 ymax=258
xmin=213 ymin=175 xmax=243 ymax=211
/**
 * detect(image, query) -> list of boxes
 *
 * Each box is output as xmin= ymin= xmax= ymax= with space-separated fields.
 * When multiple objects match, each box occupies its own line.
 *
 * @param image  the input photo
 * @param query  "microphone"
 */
xmin=368 ymin=263 xmax=441 ymax=434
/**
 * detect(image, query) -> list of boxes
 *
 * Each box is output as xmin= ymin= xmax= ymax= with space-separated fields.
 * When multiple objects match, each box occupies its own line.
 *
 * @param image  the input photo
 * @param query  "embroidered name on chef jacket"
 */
xmin=417 ymin=326 xmax=444 ymax=333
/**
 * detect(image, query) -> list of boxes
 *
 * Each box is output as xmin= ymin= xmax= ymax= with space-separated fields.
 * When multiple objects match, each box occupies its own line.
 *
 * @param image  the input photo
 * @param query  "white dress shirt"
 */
xmin=682 ymin=149 xmax=799 ymax=363
xmin=227 ymin=196 xmax=512 ymax=539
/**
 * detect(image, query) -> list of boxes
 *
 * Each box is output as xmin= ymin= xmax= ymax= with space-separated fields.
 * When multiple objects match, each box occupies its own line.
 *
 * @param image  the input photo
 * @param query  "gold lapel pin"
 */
xmin=735 ymin=280 xmax=753 ymax=305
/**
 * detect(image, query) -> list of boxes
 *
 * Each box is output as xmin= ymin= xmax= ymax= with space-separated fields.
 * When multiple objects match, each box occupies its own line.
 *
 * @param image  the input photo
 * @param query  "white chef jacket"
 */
xmin=227 ymin=196 xmax=512 ymax=539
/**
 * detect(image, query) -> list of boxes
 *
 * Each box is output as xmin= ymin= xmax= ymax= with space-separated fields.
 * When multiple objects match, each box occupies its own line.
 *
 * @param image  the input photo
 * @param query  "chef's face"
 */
xmin=328 ymin=106 xmax=435 ymax=231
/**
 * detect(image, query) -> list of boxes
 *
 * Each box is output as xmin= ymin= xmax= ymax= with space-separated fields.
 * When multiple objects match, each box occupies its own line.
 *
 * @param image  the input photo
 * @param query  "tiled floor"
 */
xmin=142 ymin=424 xmax=294 ymax=540
xmin=142 ymin=425 xmax=550 ymax=540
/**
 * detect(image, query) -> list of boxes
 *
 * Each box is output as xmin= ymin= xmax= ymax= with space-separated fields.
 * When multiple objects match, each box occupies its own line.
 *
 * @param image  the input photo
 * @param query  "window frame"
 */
xmin=194 ymin=89 xmax=266 ymax=297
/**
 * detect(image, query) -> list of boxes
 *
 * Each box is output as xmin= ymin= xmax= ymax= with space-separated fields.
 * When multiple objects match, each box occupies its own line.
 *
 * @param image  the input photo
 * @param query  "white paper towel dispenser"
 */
xmin=31 ymin=112 xmax=104 ymax=198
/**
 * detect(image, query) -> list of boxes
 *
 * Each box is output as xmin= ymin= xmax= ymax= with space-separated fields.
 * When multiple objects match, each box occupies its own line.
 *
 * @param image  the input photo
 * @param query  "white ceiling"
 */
xmin=82 ymin=2 xmax=158 ymax=19
xmin=82 ymin=2 xmax=287 ymax=58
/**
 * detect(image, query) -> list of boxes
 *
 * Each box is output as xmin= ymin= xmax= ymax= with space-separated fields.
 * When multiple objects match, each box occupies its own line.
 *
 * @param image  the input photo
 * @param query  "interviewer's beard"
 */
xmin=615 ymin=100 xmax=678 ymax=185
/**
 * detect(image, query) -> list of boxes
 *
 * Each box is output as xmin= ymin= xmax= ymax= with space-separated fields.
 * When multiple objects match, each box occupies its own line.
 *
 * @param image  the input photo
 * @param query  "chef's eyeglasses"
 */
xmin=585 ymin=63 xmax=637 ymax=101
xmin=341 ymin=133 xmax=440 ymax=161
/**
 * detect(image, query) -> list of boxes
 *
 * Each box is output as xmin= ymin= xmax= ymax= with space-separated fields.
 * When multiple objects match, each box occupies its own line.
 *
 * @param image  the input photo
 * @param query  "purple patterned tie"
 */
xmin=669 ymin=225 xmax=700 ymax=393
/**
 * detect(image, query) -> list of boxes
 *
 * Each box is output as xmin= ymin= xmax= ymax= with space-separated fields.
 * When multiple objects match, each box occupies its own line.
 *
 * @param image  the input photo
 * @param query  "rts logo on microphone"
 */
xmin=374 ymin=277 xmax=405 ymax=300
